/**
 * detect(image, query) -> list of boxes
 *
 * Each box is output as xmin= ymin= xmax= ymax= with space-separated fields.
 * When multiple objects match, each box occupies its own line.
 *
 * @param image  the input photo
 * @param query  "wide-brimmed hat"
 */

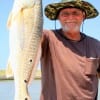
xmin=45 ymin=0 xmax=99 ymax=20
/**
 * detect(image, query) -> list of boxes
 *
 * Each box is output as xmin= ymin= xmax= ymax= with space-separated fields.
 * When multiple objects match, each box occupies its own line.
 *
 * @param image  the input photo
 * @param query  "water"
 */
xmin=0 ymin=80 xmax=100 ymax=100
xmin=0 ymin=80 xmax=41 ymax=100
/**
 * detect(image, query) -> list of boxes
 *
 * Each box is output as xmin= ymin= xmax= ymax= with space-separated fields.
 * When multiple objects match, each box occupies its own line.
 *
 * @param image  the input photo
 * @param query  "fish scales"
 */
xmin=6 ymin=0 xmax=43 ymax=100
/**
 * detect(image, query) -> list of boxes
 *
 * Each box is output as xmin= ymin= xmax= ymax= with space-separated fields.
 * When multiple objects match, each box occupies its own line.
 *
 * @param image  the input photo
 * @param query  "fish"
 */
xmin=6 ymin=0 xmax=43 ymax=100
xmin=6 ymin=58 xmax=13 ymax=78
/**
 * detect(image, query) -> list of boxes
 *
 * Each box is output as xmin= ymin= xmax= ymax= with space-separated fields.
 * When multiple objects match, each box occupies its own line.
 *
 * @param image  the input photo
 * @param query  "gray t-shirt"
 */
xmin=40 ymin=29 xmax=100 ymax=100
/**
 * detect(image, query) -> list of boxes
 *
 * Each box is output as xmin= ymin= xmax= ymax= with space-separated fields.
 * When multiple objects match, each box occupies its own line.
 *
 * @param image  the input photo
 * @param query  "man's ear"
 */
xmin=83 ymin=12 xmax=86 ymax=20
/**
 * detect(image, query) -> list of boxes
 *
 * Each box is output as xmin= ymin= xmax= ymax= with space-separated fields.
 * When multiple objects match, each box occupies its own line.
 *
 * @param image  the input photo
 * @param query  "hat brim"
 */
xmin=45 ymin=1 xmax=99 ymax=20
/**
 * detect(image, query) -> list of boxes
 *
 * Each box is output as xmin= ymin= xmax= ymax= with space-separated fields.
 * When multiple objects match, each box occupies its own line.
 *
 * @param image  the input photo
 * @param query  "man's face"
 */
xmin=58 ymin=8 xmax=85 ymax=32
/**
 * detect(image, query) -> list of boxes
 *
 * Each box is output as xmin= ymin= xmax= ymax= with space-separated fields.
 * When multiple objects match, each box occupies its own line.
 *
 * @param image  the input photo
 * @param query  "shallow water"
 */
xmin=0 ymin=80 xmax=100 ymax=100
xmin=0 ymin=80 xmax=41 ymax=100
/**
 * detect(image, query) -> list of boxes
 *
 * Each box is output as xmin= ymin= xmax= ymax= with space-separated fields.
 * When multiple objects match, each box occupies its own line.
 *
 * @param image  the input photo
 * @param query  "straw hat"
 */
xmin=45 ymin=0 xmax=99 ymax=20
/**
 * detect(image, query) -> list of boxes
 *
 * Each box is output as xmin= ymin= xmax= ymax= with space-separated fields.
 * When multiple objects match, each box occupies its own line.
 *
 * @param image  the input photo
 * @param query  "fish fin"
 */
xmin=7 ymin=8 xmax=23 ymax=29
xmin=28 ymin=42 xmax=41 ymax=85
xmin=6 ymin=57 xmax=14 ymax=78
xmin=7 ymin=12 xmax=13 ymax=29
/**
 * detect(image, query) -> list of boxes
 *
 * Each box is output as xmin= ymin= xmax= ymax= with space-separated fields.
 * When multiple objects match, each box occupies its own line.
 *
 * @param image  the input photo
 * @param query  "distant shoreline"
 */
xmin=0 ymin=69 xmax=41 ymax=80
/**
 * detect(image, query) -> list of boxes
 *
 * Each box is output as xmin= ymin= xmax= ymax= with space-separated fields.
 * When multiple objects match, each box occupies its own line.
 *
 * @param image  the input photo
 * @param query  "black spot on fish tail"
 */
xmin=25 ymin=98 xmax=28 ymax=100
xmin=24 ymin=80 xmax=27 ymax=83
xmin=30 ymin=59 xmax=32 ymax=62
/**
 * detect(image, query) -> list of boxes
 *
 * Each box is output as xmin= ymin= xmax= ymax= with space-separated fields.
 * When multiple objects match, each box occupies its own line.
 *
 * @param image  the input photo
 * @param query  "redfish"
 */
xmin=6 ymin=0 xmax=43 ymax=99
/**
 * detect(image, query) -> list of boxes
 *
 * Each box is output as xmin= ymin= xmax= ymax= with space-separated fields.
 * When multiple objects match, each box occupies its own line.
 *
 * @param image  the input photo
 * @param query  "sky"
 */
xmin=0 ymin=0 xmax=100 ymax=69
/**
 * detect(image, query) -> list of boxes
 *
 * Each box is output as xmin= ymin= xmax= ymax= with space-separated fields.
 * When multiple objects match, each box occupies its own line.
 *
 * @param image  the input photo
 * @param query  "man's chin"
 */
xmin=62 ymin=26 xmax=80 ymax=33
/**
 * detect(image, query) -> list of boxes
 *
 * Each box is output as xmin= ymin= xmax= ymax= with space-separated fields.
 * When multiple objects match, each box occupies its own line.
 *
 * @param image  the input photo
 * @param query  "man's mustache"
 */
xmin=64 ymin=19 xmax=82 ymax=23
xmin=64 ymin=21 xmax=77 ymax=23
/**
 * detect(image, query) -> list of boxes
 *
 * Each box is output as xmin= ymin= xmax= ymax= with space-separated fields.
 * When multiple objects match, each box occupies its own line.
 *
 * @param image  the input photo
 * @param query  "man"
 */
xmin=40 ymin=0 xmax=100 ymax=100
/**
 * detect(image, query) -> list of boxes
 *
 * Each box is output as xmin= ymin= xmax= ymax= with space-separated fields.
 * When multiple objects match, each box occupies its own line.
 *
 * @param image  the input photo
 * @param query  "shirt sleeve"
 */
xmin=97 ymin=64 xmax=100 ymax=72
xmin=41 ymin=30 xmax=49 ymax=58
xmin=96 ymin=40 xmax=100 ymax=77
xmin=97 ymin=62 xmax=100 ymax=78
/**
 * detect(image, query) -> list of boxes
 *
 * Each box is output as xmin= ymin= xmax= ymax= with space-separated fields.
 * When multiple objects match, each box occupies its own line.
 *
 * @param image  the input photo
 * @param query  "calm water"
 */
xmin=0 ymin=80 xmax=41 ymax=100
xmin=0 ymin=80 xmax=100 ymax=100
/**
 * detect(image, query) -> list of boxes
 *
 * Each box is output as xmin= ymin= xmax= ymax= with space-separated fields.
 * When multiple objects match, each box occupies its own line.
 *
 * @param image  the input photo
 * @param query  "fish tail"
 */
xmin=28 ymin=41 xmax=41 ymax=85
xmin=6 ymin=57 xmax=13 ymax=78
